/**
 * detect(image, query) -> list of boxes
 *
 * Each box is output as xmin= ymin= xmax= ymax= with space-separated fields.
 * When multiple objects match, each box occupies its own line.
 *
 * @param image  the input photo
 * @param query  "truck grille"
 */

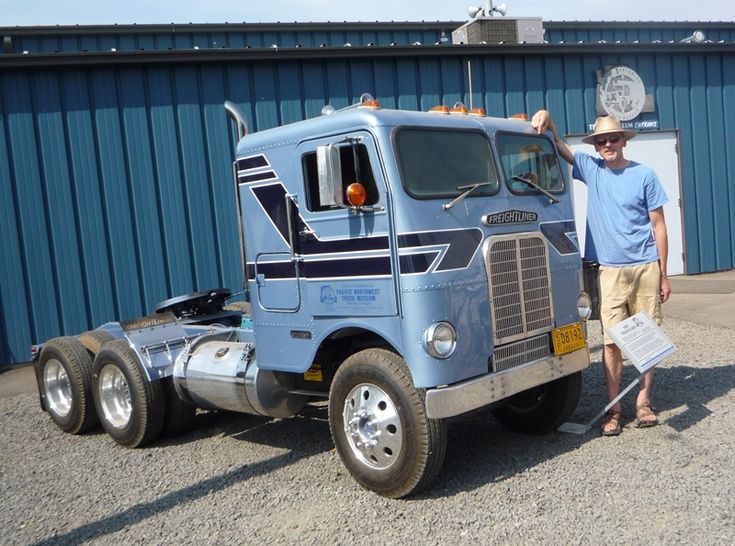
xmin=484 ymin=234 xmax=553 ymax=347
xmin=492 ymin=334 xmax=551 ymax=372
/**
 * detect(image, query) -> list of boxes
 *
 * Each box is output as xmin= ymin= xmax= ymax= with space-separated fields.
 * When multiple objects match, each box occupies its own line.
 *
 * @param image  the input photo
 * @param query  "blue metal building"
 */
xmin=1 ymin=20 xmax=734 ymax=364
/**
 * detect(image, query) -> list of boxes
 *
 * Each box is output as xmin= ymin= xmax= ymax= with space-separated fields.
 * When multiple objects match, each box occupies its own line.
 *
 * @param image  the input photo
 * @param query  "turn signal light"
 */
xmin=346 ymin=183 xmax=367 ymax=206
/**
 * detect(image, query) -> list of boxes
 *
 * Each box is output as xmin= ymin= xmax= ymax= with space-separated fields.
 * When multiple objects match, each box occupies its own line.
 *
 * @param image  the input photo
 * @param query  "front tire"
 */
xmin=492 ymin=371 xmax=583 ymax=434
xmin=38 ymin=337 xmax=98 ymax=434
xmin=328 ymin=348 xmax=447 ymax=498
xmin=92 ymin=339 xmax=164 ymax=448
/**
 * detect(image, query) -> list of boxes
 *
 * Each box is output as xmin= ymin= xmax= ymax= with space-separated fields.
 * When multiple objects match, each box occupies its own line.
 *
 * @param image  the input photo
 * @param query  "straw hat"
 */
xmin=582 ymin=115 xmax=637 ymax=144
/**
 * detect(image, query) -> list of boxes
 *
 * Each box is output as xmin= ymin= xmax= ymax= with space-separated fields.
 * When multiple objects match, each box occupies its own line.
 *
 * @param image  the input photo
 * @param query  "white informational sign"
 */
xmin=606 ymin=312 xmax=677 ymax=373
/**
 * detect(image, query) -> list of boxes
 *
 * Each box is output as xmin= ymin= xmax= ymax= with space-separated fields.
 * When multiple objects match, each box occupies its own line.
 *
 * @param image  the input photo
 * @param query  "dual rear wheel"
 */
xmin=38 ymin=337 xmax=98 ymax=434
xmin=38 ymin=335 xmax=195 ymax=447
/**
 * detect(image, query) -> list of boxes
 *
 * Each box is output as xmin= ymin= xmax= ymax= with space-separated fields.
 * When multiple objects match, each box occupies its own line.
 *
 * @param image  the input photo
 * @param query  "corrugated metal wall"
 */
xmin=1 ymin=43 xmax=734 ymax=364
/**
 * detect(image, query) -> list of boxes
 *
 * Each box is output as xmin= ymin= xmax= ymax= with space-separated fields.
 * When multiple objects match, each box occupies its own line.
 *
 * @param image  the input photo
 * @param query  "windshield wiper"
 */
xmin=442 ymin=181 xmax=495 ymax=210
xmin=512 ymin=175 xmax=560 ymax=204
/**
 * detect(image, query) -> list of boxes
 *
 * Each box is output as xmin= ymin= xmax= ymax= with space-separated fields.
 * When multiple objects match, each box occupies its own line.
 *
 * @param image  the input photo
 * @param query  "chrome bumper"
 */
xmin=425 ymin=346 xmax=590 ymax=419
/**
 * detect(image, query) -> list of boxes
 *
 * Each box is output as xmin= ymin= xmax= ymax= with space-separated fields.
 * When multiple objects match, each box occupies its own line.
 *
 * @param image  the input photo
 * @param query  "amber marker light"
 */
xmin=469 ymin=107 xmax=486 ymax=116
xmin=450 ymin=102 xmax=468 ymax=115
xmin=346 ymin=183 xmax=367 ymax=206
xmin=359 ymin=98 xmax=381 ymax=108
xmin=429 ymin=105 xmax=450 ymax=114
xmin=509 ymin=112 xmax=529 ymax=120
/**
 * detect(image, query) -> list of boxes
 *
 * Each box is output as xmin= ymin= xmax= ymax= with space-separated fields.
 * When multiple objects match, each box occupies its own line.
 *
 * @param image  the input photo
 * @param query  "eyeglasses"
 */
xmin=595 ymin=135 xmax=621 ymax=146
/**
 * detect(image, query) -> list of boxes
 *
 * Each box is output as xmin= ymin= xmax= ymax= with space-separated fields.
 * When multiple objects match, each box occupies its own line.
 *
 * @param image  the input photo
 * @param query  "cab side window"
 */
xmin=302 ymin=143 xmax=379 ymax=212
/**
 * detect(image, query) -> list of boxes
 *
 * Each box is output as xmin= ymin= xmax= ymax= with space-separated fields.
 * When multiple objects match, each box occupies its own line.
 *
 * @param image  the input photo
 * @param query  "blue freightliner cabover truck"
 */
xmin=33 ymin=94 xmax=592 ymax=498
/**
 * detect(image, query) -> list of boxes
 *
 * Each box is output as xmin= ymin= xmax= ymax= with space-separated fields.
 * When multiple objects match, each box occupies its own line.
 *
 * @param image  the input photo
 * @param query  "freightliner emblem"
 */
xmin=482 ymin=210 xmax=538 ymax=226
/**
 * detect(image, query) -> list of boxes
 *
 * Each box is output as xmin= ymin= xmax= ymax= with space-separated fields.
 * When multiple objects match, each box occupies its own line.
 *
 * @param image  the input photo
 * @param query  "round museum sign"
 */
xmin=599 ymin=66 xmax=646 ymax=121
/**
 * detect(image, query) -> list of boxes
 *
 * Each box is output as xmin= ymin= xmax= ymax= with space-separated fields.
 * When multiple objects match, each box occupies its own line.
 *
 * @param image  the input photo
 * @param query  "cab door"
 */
xmin=295 ymin=131 xmax=398 ymax=318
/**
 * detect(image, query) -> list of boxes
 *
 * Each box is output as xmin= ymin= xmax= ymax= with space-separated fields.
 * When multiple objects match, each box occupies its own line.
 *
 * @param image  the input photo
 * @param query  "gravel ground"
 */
xmin=1 ymin=317 xmax=734 ymax=545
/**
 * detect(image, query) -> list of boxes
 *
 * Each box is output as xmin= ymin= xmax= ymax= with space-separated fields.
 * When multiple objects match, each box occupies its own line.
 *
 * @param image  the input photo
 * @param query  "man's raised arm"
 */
xmin=531 ymin=110 xmax=574 ymax=165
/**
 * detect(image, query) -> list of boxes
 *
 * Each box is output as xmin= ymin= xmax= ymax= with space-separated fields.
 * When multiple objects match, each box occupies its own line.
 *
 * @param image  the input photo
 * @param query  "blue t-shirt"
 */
xmin=573 ymin=151 xmax=668 ymax=267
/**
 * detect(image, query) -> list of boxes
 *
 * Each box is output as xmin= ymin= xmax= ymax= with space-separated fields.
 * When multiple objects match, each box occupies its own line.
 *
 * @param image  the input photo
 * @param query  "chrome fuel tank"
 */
xmin=174 ymin=341 xmax=307 ymax=418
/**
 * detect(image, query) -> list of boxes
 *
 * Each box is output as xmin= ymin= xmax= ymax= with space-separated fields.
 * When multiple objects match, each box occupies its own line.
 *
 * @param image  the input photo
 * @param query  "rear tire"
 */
xmin=328 ymin=348 xmax=447 ymax=498
xmin=78 ymin=329 xmax=114 ymax=357
xmin=492 ymin=372 xmax=583 ymax=434
xmin=92 ymin=339 xmax=164 ymax=448
xmin=38 ymin=337 xmax=98 ymax=434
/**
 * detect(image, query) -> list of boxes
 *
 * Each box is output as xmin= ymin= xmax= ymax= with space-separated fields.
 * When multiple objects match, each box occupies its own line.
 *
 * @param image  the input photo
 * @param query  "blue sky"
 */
xmin=1 ymin=0 xmax=733 ymax=26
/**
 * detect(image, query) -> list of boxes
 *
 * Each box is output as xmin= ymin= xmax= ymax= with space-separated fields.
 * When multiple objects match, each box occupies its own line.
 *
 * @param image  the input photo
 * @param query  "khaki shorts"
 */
xmin=599 ymin=261 xmax=662 ymax=345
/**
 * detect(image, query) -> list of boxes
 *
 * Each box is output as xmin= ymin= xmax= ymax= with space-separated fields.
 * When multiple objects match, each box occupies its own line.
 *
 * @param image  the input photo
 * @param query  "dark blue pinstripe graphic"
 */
xmin=237 ymin=155 xmax=269 ymax=170
xmin=239 ymin=171 xmax=276 ymax=183
xmin=246 ymin=181 xmax=483 ymax=280
xmin=398 ymin=229 xmax=483 ymax=272
xmin=539 ymin=221 xmax=579 ymax=255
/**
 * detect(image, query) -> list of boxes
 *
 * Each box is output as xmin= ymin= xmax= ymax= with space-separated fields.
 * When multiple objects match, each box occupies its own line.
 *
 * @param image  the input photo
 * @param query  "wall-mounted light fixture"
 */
xmin=680 ymin=30 xmax=706 ymax=43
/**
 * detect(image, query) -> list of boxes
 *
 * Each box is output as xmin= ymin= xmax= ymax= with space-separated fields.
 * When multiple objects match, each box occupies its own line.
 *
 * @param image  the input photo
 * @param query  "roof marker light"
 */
xmin=450 ymin=102 xmax=468 ymax=115
xmin=509 ymin=112 xmax=529 ymax=120
xmin=429 ymin=105 xmax=450 ymax=114
xmin=358 ymin=92 xmax=380 ymax=109
xmin=469 ymin=107 xmax=486 ymax=116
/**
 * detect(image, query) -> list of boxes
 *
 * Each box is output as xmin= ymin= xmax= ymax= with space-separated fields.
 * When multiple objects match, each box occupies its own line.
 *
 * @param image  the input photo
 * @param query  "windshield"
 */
xmin=496 ymin=133 xmax=564 ymax=194
xmin=395 ymin=129 xmax=498 ymax=199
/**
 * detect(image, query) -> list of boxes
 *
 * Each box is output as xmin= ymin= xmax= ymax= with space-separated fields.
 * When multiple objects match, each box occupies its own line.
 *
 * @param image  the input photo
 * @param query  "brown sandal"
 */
xmin=601 ymin=410 xmax=622 ymax=436
xmin=635 ymin=403 xmax=659 ymax=428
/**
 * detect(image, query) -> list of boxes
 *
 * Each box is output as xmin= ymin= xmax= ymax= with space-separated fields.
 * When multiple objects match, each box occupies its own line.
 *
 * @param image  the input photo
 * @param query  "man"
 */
xmin=532 ymin=111 xmax=671 ymax=436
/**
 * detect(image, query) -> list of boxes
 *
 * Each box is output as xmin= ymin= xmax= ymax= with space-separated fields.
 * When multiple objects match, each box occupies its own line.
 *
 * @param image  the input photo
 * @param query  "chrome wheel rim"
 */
xmin=342 ymin=383 xmax=402 ymax=470
xmin=44 ymin=359 xmax=72 ymax=417
xmin=98 ymin=364 xmax=131 ymax=428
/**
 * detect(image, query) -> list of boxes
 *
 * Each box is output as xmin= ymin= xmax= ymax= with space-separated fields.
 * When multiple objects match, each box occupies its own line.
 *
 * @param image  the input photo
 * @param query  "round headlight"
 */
xmin=577 ymin=292 xmax=592 ymax=320
xmin=423 ymin=322 xmax=457 ymax=359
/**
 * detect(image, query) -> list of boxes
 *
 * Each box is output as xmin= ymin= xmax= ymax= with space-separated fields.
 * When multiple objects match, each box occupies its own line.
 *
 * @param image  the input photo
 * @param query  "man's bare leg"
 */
xmin=602 ymin=343 xmax=623 ymax=434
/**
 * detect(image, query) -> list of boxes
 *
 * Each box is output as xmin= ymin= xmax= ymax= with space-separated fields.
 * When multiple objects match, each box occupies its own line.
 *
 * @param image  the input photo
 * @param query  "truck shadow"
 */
xmin=31 ymin=361 xmax=733 ymax=543
xmin=159 ymin=401 xmax=331 ymax=450
xmin=159 ymin=358 xmax=734 ymax=502
xmin=420 ymin=359 xmax=734 ymax=498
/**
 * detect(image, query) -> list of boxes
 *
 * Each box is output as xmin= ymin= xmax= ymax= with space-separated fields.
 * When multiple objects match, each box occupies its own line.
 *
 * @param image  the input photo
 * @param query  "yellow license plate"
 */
xmin=552 ymin=322 xmax=586 ymax=356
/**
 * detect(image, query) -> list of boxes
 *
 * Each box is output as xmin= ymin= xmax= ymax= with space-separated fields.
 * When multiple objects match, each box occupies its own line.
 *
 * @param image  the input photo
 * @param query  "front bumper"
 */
xmin=425 ymin=345 xmax=590 ymax=419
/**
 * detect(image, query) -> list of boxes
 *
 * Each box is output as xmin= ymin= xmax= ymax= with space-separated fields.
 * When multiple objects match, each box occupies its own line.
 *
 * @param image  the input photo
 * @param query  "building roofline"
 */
xmin=0 ymin=21 xmax=460 ymax=36
xmin=1 ymin=41 xmax=732 ymax=70
xmin=0 ymin=20 xmax=733 ymax=36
